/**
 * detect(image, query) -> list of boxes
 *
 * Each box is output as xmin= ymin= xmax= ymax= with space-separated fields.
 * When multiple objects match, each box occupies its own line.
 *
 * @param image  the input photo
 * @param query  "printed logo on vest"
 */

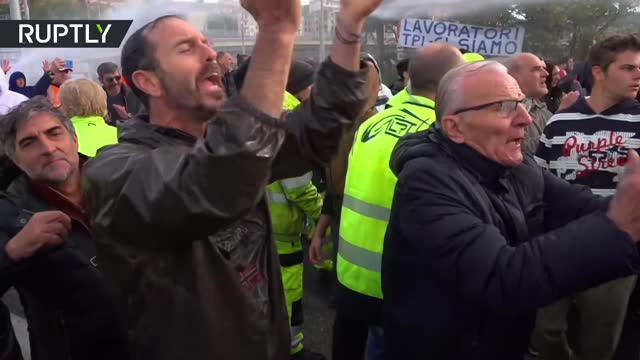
xmin=361 ymin=114 xmax=418 ymax=143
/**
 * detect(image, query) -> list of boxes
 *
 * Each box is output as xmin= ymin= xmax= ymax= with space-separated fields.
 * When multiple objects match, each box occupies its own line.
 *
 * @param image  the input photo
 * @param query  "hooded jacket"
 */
xmin=8 ymin=72 xmax=51 ymax=99
xmin=382 ymin=127 xmax=640 ymax=360
xmin=0 ymin=70 xmax=27 ymax=115
xmin=83 ymin=58 xmax=368 ymax=360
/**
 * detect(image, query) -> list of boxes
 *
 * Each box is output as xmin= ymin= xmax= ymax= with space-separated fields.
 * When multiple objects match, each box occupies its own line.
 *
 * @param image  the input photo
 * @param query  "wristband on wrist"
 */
xmin=334 ymin=18 xmax=363 ymax=45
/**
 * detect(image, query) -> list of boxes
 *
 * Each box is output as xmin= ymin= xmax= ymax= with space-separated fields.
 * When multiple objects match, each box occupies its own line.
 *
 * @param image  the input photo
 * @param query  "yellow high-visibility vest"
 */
xmin=71 ymin=115 xmax=118 ymax=157
xmin=338 ymin=95 xmax=436 ymax=299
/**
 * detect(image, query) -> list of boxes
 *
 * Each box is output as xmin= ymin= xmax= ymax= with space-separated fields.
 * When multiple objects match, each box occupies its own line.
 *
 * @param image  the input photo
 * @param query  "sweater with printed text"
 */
xmin=535 ymin=96 xmax=640 ymax=196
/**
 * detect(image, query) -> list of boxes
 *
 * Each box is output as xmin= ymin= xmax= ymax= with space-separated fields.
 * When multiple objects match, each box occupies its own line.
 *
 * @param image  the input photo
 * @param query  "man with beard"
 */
xmin=82 ymin=0 xmax=380 ymax=358
xmin=217 ymin=51 xmax=238 ymax=97
xmin=96 ymin=62 xmax=144 ymax=123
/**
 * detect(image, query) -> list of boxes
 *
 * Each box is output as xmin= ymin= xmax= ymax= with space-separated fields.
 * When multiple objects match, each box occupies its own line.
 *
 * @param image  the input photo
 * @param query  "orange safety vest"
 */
xmin=50 ymin=84 xmax=61 ymax=107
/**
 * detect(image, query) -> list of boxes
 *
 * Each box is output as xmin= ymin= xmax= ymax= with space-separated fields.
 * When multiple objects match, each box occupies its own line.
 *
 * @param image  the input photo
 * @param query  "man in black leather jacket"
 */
xmin=82 ymin=0 xmax=382 ymax=359
xmin=0 ymin=97 xmax=126 ymax=360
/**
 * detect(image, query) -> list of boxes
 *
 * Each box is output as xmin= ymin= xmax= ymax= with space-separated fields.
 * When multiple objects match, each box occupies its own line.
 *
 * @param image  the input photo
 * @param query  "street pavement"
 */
xmin=301 ymin=257 xmax=336 ymax=358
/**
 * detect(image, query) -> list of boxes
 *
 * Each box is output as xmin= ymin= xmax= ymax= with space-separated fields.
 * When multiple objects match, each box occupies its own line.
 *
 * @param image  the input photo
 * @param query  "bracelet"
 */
xmin=334 ymin=19 xmax=363 ymax=45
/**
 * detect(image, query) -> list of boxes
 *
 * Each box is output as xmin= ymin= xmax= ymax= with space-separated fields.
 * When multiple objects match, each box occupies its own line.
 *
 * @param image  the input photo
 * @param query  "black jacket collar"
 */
xmin=431 ymin=128 xmax=510 ymax=188
xmin=118 ymin=115 xmax=198 ymax=148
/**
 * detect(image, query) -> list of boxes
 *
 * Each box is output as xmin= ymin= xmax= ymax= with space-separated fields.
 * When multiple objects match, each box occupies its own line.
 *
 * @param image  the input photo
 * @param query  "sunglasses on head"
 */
xmin=105 ymin=75 xmax=122 ymax=84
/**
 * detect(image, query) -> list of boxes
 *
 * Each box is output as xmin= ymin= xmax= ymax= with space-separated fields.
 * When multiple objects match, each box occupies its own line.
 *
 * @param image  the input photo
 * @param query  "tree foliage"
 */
xmin=27 ymin=0 xmax=91 ymax=20
xmin=456 ymin=0 xmax=640 ymax=61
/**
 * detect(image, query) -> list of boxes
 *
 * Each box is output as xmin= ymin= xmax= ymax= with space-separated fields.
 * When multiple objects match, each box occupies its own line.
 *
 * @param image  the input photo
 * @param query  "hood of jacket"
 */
xmin=0 ymin=69 xmax=28 ymax=115
xmin=8 ymin=72 xmax=25 ymax=93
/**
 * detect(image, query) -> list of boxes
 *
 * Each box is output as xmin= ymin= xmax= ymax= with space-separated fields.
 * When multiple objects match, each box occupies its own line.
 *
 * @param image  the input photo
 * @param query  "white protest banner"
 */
xmin=399 ymin=18 xmax=525 ymax=56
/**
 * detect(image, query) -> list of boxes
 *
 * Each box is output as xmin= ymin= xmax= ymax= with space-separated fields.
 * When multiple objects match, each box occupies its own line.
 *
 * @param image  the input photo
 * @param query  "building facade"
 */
xmin=304 ymin=0 xmax=339 ymax=40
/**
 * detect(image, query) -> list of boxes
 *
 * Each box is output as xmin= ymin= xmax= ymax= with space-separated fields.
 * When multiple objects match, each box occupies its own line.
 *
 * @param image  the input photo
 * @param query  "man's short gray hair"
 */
xmin=0 ymin=96 xmax=75 ymax=161
xmin=435 ymin=61 xmax=509 ymax=124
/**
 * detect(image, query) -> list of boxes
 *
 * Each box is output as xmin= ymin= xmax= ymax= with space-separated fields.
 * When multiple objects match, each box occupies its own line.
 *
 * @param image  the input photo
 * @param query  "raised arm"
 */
xmin=330 ymin=0 xmax=382 ymax=71
xmin=269 ymin=0 xmax=382 ymax=180
xmin=239 ymin=0 xmax=301 ymax=118
xmin=84 ymin=0 xmax=308 ymax=248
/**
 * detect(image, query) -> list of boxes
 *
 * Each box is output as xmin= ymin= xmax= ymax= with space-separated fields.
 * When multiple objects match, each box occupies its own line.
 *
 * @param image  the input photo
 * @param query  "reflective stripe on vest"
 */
xmin=338 ymin=95 xmax=436 ymax=299
xmin=268 ymin=172 xmax=318 ymax=232
xmin=342 ymin=194 xmax=390 ymax=222
xmin=281 ymin=172 xmax=312 ymax=190
xmin=339 ymin=235 xmax=382 ymax=273
xmin=268 ymin=191 xmax=289 ymax=204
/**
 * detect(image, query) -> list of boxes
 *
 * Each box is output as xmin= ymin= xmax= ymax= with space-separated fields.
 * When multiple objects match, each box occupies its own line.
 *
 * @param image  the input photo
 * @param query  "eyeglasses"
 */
xmin=105 ymin=75 xmax=122 ymax=84
xmin=452 ymin=99 xmax=525 ymax=118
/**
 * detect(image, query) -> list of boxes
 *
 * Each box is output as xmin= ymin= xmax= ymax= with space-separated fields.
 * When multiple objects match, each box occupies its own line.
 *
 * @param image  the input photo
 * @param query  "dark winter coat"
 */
xmin=0 ymin=175 xmax=127 ymax=360
xmin=382 ymin=127 xmax=640 ymax=360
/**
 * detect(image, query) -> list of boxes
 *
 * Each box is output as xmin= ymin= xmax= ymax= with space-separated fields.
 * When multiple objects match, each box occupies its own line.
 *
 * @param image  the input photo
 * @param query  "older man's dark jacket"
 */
xmin=0 ymin=175 xmax=127 ymax=360
xmin=83 ymin=58 xmax=369 ymax=360
xmin=382 ymin=128 xmax=640 ymax=360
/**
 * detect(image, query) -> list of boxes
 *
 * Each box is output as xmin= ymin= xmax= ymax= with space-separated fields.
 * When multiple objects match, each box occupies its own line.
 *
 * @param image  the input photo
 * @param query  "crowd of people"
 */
xmin=0 ymin=0 xmax=640 ymax=359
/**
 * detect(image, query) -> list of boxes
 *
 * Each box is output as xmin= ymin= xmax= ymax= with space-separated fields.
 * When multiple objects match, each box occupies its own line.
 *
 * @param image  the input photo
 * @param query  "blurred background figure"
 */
xmin=388 ymin=58 xmax=409 ymax=95
xmin=47 ymin=58 xmax=73 ymax=108
xmin=361 ymin=53 xmax=392 ymax=112
xmin=97 ymin=62 xmax=144 ymax=124
xmin=8 ymin=59 xmax=56 ymax=99
xmin=59 ymin=78 xmax=118 ymax=158
xmin=544 ymin=60 xmax=563 ymax=113
xmin=0 ymin=60 xmax=28 ymax=115
xmin=217 ymin=51 xmax=237 ymax=97
xmin=237 ymin=54 xmax=250 ymax=68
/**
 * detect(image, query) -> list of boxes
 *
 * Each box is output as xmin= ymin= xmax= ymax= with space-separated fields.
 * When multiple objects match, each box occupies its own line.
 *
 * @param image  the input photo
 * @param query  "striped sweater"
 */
xmin=535 ymin=97 xmax=640 ymax=196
